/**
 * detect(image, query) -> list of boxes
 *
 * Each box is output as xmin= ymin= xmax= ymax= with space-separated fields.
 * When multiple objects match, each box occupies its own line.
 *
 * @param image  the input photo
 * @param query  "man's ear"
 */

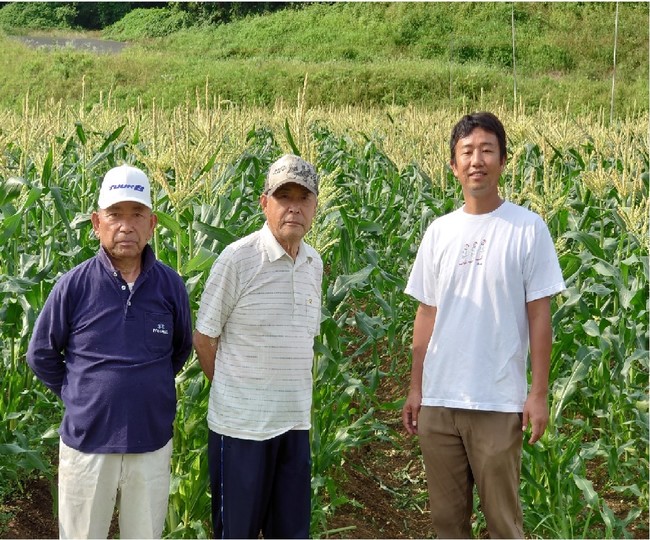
xmin=90 ymin=211 xmax=100 ymax=237
xmin=450 ymin=160 xmax=459 ymax=178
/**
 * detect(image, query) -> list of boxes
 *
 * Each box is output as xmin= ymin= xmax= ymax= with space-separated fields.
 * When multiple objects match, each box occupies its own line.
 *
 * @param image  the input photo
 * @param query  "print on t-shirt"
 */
xmin=458 ymin=238 xmax=487 ymax=266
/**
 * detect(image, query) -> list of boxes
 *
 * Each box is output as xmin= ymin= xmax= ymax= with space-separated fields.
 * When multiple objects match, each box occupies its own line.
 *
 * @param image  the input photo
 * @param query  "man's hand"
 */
xmin=402 ymin=303 xmax=436 ymax=436
xmin=402 ymin=390 xmax=422 ymax=436
xmin=524 ymin=297 xmax=552 ymax=444
xmin=192 ymin=330 xmax=219 ymax=382
xmin=522 ymin=392 xmax=549 ymax=444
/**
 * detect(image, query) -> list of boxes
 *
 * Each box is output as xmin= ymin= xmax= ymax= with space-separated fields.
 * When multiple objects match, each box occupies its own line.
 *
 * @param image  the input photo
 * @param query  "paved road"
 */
xmin=13 ymin=35 xmax=127 ymax=54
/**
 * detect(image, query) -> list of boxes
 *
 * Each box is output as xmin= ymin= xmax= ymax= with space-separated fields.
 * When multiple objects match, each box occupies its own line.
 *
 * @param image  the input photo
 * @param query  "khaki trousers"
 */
xmin=58 ymin=438 xmax=173 ymax=539
xmin=418 ymin=407 xmax=524 ymax=539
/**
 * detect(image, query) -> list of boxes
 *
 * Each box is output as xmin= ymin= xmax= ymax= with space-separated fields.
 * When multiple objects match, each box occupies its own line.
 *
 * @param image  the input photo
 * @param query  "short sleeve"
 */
xmin=195 ymin=249 xmax=240 ymax=338
xmin=524 ymin=219 xmax=566 ymax=302
xmin=404 ymin=225 xmax=437 ymax=307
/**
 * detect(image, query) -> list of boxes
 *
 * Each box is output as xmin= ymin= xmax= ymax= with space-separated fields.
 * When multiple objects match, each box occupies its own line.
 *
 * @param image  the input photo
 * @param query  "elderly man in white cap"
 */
xmin=27 ymin=164 xmax=192 ymax=539
xmin=193 ymin=154 xmax=323 ymax=538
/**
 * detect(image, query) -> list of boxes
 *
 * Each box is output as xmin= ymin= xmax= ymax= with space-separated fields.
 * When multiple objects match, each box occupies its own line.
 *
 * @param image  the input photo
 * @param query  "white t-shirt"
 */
xmin=196 ymin=223 xmax=323 ymax=440
xmin=405 ymin=201 xmax=566 ymax=412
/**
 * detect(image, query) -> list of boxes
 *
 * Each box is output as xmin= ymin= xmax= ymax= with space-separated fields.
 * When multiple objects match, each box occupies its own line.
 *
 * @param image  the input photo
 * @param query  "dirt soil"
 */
xmin=2 ymin=365 xmax=646 ymax=539
xmin=1 ymin=381 xmax=433 ymax=539
xmin=1 ymin=437 xmax=432 ymax=539
xmin=2 ymin=476 xmax=57 ymax=539
xmin=323 ymin=438 xmax=434 ymax=538
xmin=2 ymin=429 xmax=648 ymax=539
xmin=322 ymin=371 xmax=434 ymax=538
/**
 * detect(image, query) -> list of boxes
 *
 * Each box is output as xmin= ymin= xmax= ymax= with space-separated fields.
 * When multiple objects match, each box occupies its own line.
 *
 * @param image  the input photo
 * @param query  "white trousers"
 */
xmin=58 ymin=438 xmax=173 ymax=539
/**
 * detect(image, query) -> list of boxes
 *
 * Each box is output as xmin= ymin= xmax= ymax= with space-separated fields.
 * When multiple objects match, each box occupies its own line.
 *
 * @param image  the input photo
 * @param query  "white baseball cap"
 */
xmin=98 ymin=165 xmax=152 ymax=209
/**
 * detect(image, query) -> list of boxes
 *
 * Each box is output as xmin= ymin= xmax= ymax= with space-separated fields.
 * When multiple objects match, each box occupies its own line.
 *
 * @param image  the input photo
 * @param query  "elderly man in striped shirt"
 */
xmin=193 ymin=154 xmax=323 ymax=539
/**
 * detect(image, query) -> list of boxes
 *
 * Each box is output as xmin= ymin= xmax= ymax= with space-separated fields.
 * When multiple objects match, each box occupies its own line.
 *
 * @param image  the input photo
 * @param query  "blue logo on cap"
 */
xmin=109 ymin=184 xmax=145 ymax=192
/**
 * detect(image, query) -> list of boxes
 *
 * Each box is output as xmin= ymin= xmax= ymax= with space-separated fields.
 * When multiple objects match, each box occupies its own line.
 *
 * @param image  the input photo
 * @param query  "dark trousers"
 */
xmin=208 ymin=429 xmax=311 ymax=539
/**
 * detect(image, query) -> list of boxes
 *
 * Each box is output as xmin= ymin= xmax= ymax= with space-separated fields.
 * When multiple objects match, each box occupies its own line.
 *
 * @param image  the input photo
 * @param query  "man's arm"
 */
xmin=523 ymin=296 xmax=552 ymax=444
xmin=402 ymin=303 xmax=437 ymax=435
xmin=26 ymin=295 xmax=68 ymax=398
xmin=172 ymin=283 xmax=194 ymax=376
xmin=193 ymin=330 xmax=219 ymax=382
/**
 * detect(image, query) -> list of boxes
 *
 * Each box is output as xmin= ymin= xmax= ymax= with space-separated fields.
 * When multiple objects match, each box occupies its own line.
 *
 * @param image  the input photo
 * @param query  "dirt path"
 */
xmin=12 ymin=35 xmax=127 ymax=54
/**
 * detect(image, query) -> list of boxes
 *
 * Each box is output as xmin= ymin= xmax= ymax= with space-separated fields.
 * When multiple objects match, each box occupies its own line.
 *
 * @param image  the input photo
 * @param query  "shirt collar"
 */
xmin=97 ymin=244 xmax=156 ymax=276
xmin=261 ymin=222 xmax=312 ymax=266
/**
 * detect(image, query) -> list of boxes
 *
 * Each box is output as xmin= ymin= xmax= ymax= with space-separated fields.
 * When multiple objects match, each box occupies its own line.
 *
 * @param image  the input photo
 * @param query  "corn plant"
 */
xmin=0 ymin=98 xmax=647 ymax=538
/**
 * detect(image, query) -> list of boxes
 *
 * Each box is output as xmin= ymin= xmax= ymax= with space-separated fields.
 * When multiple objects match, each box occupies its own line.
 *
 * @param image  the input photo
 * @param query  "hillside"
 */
xmin=0 ymin=2 xmax=647 ymax=115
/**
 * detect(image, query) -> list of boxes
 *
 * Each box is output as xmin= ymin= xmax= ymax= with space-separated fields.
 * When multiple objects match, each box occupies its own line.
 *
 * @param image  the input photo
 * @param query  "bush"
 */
xmin=525 ymin=44 xmax=575 ymax=73
xmin=0 ymin=2 xmax=77 ymax=31
xmin=103 ymin=7 xmax=192 ymax=40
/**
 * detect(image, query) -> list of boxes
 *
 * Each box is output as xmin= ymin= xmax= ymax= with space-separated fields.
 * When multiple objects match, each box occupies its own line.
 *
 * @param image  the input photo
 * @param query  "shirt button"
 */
xmin=113 ymin=272 xmax=118 ymax=277
xmin=121 ymin=285 xmax=126 ymax=290
xmin=127 ymin=301 xmax=132 ymax=306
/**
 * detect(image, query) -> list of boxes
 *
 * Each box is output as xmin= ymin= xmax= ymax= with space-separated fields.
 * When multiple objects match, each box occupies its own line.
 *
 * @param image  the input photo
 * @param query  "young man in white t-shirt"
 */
xmin=402 ymin=112 xmax=566 ymax=538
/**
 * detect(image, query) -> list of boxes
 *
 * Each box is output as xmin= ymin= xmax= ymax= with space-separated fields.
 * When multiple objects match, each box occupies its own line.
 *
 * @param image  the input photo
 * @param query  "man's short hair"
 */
xmin=450 ymin=112 xmax=507 ymax=164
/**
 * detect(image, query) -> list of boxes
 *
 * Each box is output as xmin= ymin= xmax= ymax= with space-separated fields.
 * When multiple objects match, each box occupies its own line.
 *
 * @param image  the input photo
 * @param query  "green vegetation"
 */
xmin=0 ymin=2 xmax=647 ymax=114
xmin=0 ymin=99 xmax=648 ymax=537
xmin=0 ymin=1 xmax=79 ymax=31
xmin=0 ymin=2 xmax=648 ymax=538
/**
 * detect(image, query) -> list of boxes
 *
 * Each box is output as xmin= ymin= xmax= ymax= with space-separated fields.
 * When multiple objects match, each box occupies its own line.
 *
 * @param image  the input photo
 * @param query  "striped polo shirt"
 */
xmin=196 ymin=222 xmax=323 ymax=441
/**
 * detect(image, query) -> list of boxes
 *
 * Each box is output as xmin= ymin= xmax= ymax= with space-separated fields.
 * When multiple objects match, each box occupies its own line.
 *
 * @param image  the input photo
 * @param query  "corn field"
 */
xmin=0 ymin=93 xmax=648 ymax=538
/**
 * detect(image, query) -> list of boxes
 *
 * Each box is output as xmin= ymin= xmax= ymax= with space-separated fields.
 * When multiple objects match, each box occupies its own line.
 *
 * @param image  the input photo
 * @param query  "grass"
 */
xmin=0 ymin=2 xmax=647 ymax=114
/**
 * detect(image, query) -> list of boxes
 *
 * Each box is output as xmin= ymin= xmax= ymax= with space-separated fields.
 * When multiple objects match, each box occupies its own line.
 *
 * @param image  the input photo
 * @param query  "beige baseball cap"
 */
xmin=264 ymin=154 xmax=319 ymax=196
xmin=98 ymin=165 xmax=152 ymax=209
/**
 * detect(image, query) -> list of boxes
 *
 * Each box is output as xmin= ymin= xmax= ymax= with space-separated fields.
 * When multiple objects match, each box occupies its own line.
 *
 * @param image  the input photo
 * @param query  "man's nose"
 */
xmin=118 ymin=217 xmax=136 ymax=230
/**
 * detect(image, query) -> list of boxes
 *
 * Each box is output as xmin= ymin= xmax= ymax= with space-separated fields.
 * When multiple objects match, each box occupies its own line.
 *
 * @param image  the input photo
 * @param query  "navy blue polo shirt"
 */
xmin=27 ymin=245 xmax=192 ymax=453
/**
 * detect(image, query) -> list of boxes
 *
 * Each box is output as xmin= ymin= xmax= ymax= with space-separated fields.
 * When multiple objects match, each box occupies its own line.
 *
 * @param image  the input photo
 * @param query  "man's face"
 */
xmin=91 ymin=201 xmax=157 ymax=263
xmin=450 ymin=127 xmax=506 ymax=201
xmin=261 ymin=183 xmax=317 ymax=249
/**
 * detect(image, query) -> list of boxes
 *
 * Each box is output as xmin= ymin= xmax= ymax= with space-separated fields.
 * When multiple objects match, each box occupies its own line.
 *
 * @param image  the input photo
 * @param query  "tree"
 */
xmin=169 ymin=2 xmax=295 ymax=26
xmin=73 ymin=2 xmax=136 ymax=30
